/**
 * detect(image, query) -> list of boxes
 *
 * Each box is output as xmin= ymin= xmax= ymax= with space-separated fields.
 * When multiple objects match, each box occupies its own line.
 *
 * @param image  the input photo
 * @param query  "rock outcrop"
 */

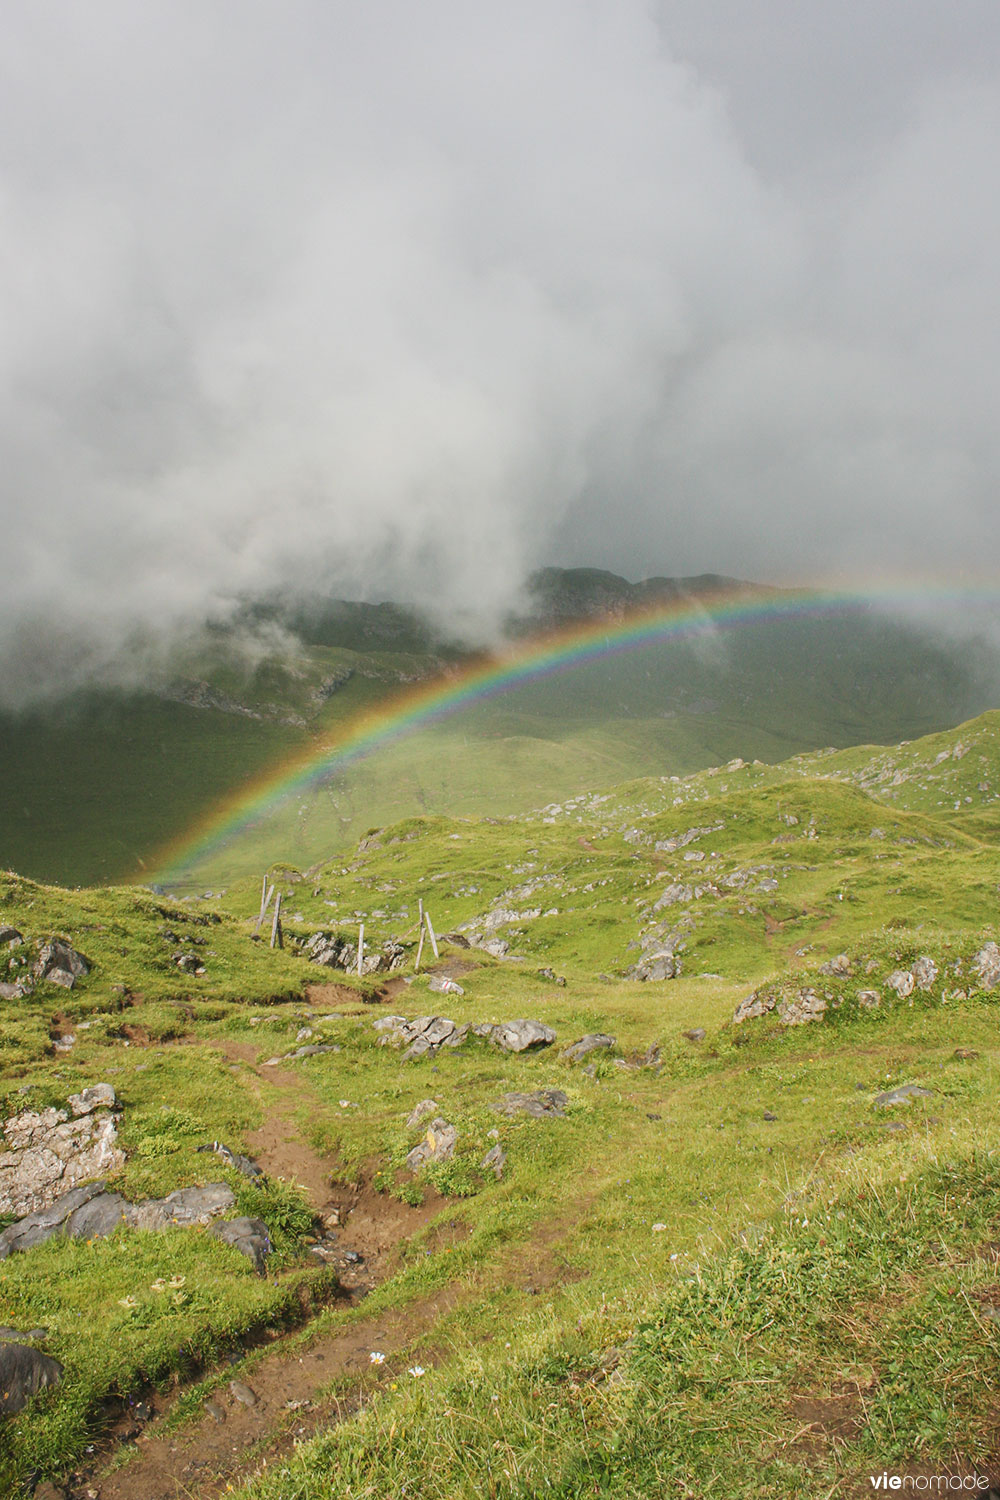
xmin=304 ymin=931 xmax=406 ymax=976
xmin=0 ymin=1086 xmax=124 ymax=1218
xmin=373 ymin=1014 xmax=556 ymax=1060
xmin=0 ymin=1340 xmax=63 ymax=1414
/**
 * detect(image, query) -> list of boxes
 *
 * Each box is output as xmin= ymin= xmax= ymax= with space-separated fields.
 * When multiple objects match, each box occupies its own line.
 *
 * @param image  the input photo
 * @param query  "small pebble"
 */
xmin=204 ymin=1398 xmax=226 ymax=1423
xmin=229 ymin=1379 xmax=258 ymax=1407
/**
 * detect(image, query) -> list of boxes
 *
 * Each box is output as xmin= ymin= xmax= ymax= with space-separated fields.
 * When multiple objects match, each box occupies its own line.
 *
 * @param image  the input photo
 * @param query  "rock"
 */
xmin=874 ymin=1084 xmax=934 ymax=1107
xmin=65 ymin=1191 xmax=128 ymax=1239
xmin=0 ymin=926 xmax=23 ymax=945
xmin=777 ymin=989 xmax=826 ymax=1026
xmin=125 ymin=1183 xmax=236 ymax=1231
xmin=733 ymin=989 xmax=777 ymax=1023
xmin=175 ymin=952 xmax=206 ymax=975
xmin=492 ymin=1090 xmax=568 ymax=1119
xmin=0 ymin=981 xmax=31 ymax=1000
xmin=406 ymin=1099 xmax=440 ymax=1130
xmin=652 ymin=884 xmax=695 ymax=910
xmin=973 ymin=942 xmax=1000 ymax=989
xmin=911 ymin=955 xmax=938 ymax=990
xmin=481 ymin=1143 xmax=506 ymax=1179
xmin=954 ymin=1048 xmax=979 ymax=1060
xmin=627 ymin=951 xmax=679 ymax=982
xmin=682 ymin=1028 xmax=706 ymax=1042
xmin=857 ymin=990 xmax=881 ymax=1010
xmin=0 ymin=1094 xmax=124 ymax=1219
xmin=885 ymin=969 xmax=915 ymax=999
xmin=196 ymin=1142 xmax=265 ymax=1180
xmin=405 ymin=1119 xmax=458 ymax=1171
xmin=0 ymin=1327 xmax=47 ymax=1343
xmin=228 ymin=1379 xmax=258 ymax=1407
xmin=209 ymin=1217 xmax=271 ymax=1274
xmin=68 ymin=1084 xmax=117 ymax=1117
xmin=819 ymin=953 xmax=851 ymax=977
xmin=491 ymin=1019 xmax=556 ymax=1053
xmin=428 ymin=975 xmax=464 ymax=996
xmin=0 ymin=1341 xmax=63 ymax=1413
xmin=204 ymin=1398 xmax=226 ymax=1423
xmin=763 ymin=1111 xmax=777 ymax=1122
xmin=0 ymin=1181 xmax=106 ymax=1258
xmin=33 ymin=939 xmax=89 ymax=990
xmin=562 ymin=1034 xmax=615 ymax=1063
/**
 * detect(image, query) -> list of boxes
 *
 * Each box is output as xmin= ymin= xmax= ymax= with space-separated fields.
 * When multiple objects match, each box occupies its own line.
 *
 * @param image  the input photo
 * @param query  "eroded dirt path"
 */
xmin=85 ymin=1033 xmax=462 ymax=1500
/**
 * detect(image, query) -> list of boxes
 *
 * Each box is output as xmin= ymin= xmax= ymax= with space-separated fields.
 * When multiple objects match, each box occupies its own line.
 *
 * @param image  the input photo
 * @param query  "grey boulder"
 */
xmin=209 ymin=1216 xmax=272 ymax=1274
xmin=33 ymin=939 xmax=89 ymax=989
xmin=491 ymin=1019 xmax=556 ymax=1053
xmin=405 ymin=1118 xmax=458 ymax=1171
xmin=0 ymin=1341 xmax=63 ymax=1414
xmin=492 ymin=1089 xmax=568 ymax=1119
xmin=562 ymin=1034 xmax=615 ymax=1063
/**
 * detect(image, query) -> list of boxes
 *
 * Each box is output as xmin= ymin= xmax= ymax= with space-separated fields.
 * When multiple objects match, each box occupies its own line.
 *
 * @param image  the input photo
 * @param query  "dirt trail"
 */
xmin=83 ymin=1034 xmax=462 ymax=1500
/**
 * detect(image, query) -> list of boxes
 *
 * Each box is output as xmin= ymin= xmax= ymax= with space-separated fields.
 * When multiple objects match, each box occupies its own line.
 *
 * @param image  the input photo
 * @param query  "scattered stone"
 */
xmin=428 ymin=975 xmax=464 ymax=996
xmin=204 ymin=1398 xmax=226 ymax=1423
xmin=763 ymin=1111 xmax=777 ymax=1122
xmin=175 ymin=953 xmax=206 ymax=976
xmin=651 ymin=1222 xmax=667 ymax=1232
xmin=819 ymin=953 xmax=851 ymax=977
xmin=885 ymin=969 xmax=915 ymax=999
xmin=126 ymin=1183 xmax=236 ymax=1231
xmin=0 ymin=981 xmax=30 ymax=1000
xmin=33 ymin=939 xmax=89 ymax=990
xmin=954 ymin=1048 xmax=979 ymax=1060
xmin=492 ymin=1019 xmax=556 ymax=1053
xmin=857 ymin=989 xmax=881 ymax=1010
xmin=481 ymin=1143 xmax=506 ymax=1179
xmin=973 ymin=942 xmax=1000 ymax=989
xmin=492 ymin=1089 xmax=568 ymax=1119
xmin=405 ymin=1119 xmax=458 ymax=1171
xmin=682 ymin=1028 xmax=706 ymax=1042
xmin=880 ymin=1120 xmax=907 ymax=1133
xmin=911 ymin=955 xmax=938 ymax=990
xmin=562 ymin=1034 xmax=615 ymax=1063
xmin=777 ymin=989 xmax=826 ymax=1026
xmin=627 ymin=951 xmax=680 ymax=982
xmin=228 ymin=1379 xmax=258 ymax=1407
xmin=733 ymin=989 xmax=777 ymax=1024
xmin=209 ymin=1217 xmax=271 ymax=1274
xmin=0 ymin=1327 xmax=47 ymax=1343
xmin=52 ymin=1033 xmax=76 ymax=1053
xmin=0 ymin=1340 xmax=63 ymax=1413
xmin=406 ymin=1099 xmax=440 ymax=1130
xmin=874 ymin=1084 xmax=934 ymax=1107
xmin=196 ymin=1141 xmax=264 ymax=1180
xmin=68 ymin=1084 xmax=118 ymax=1117
xmin=0 ymin=926 xmax=23 ymax=945
xmin=0 ymin=1090 xmax=124 ymax=1218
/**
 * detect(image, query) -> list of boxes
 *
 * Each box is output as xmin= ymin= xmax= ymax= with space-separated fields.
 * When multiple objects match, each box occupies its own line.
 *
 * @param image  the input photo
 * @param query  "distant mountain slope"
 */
xmin=2 ymin=570 xmax=998 ymax=888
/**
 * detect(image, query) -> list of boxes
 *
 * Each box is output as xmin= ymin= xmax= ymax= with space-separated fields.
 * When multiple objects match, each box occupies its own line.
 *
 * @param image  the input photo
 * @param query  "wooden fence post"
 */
xmin=425 ymin=910 xmax=439 ymax=960
xmin=357 ymin=923 xmax=365 ymax=977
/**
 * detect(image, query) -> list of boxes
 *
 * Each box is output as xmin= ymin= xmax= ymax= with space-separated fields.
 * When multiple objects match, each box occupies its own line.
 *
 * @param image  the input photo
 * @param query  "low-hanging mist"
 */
xmin=2 ymin=1 xmax=1000 ymax=707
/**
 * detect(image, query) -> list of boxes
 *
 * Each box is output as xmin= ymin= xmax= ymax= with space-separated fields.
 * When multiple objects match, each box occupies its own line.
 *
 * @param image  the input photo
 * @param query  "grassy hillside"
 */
xmin=4 ymin=712 xmax=1000 ymax=1494
xmin=3 ymin=578 xmax=999 ymax=891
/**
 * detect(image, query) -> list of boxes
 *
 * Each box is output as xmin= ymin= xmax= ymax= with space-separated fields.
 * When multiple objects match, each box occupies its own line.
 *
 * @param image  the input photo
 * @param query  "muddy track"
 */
xmin=80 ymin=1035 xmax=462 ymax=1500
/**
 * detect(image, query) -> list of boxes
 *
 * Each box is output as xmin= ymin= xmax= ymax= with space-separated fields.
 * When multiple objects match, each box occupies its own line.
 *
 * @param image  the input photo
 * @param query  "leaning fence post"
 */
xmin=414 ymin=924 xmax=425 ymax=972
xmin=424 ymin=910 xmax=439 ymax=960
xmin=270 ymin=891 xmax=282 ymax=949
xmin=254 ymin=882 xmax=274 ymax=935
xmin=357 ymin=922 xmax=365 ymax=977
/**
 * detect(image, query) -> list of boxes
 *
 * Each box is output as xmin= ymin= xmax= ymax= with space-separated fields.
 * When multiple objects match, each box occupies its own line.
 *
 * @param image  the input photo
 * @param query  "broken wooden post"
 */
xmin=270 ymin=891 xmax=282 ymax=949
xmin=414 ymin=924 xmax=425 ymax=972
xmin=357 ymin=922 xmax=365 ymax=977
xmin=254 ymin=882 xmax=274 ymax=935
xmin=424 ymin=910 xmax=439 ymax=960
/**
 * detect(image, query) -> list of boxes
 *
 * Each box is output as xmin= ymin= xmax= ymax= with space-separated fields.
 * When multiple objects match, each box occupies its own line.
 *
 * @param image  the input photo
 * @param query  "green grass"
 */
xmin=6 ymin=708 xmax=1000 ymax=1493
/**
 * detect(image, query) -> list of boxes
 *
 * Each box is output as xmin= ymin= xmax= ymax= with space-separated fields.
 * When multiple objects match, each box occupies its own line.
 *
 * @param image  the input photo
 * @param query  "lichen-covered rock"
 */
xmin=911 ymin=956 xmax=938 ymax=991
xmin=0 ymin=1090 xmax=123 ymax=1218
xmin=406 ymin=1099 xmax=439 ymax=1129
xmin=627 ymin=951 xmax=679 ymax=982
xmin=885 ymin=969 xmax=915 ymax=999
xmin=777 ymin=989 xmax=826 ymax=1026
xmin=125 ymin=1183 xmax=235 ymax=1231
xmin=857 ymin=989 xmax=881 ymax=1010
xmin=491 ymin=1019 xmax=556 ymax=1053
xmin=733 ymin=990 xmax=777 ymax=1024
xmin=874 ymin=1083 xmax=934 ymax=1107
xmin=405 ymin=1119 xmax=458 ymax=1170
xmin=819 ymin=953 xmax=851 ymax=977
xmin=481 ymin=1143 xmax=506 ymax=1178
xmin=973 ymin=942 xmax=1000 ymax=989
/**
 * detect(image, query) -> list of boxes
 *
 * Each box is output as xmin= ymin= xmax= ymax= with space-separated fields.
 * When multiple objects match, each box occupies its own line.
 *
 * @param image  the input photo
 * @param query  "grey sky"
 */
xmin=1 ymin=1 xmax=998 ymax=702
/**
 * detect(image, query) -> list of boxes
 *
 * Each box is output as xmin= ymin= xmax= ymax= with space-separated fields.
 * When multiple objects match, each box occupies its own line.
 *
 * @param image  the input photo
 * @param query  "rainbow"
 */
xmin=150 ymin=578 xmax=988 ymax=882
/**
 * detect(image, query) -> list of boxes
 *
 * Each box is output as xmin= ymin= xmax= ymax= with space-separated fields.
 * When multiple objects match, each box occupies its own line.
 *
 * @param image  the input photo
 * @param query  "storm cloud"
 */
xmin=1 ymin=1 xmax=999 ymax=703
